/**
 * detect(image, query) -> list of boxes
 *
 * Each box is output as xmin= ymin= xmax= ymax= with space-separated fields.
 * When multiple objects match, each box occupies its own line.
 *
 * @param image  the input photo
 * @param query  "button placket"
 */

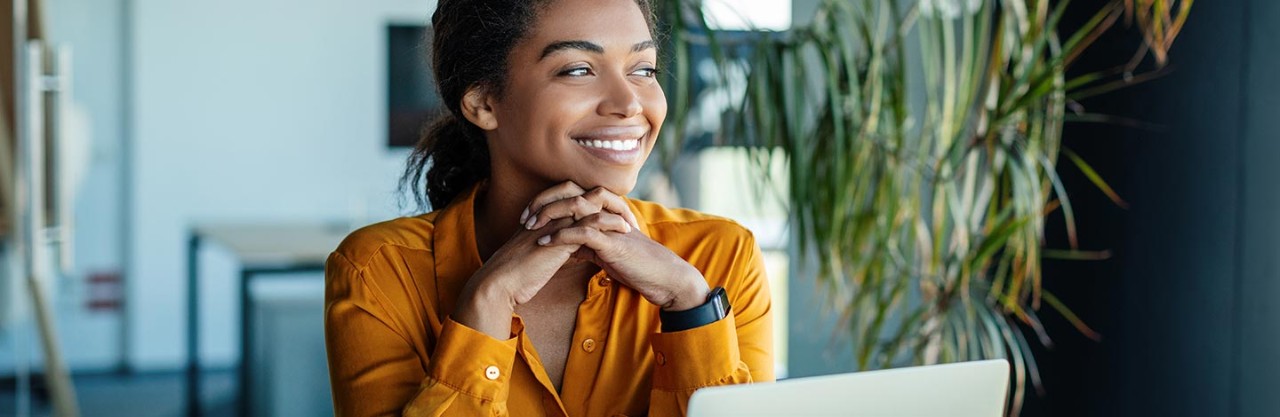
xmin=586 ymin=272 xmax=613 ymax=300
xmin=559 ymin=270 xmax=615 ymax=413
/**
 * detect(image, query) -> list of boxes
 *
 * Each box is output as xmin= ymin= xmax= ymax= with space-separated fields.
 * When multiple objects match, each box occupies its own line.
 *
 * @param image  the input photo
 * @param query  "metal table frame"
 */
xmin=184 ymin=223 xmax=350 ymax=417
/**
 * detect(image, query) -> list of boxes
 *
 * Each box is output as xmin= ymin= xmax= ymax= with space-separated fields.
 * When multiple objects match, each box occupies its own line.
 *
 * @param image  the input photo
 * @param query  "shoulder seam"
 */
xmin=337 ymin=242 xmax=435 ymax=274
xmin=327 ymin=250 xmax=417 ymax=348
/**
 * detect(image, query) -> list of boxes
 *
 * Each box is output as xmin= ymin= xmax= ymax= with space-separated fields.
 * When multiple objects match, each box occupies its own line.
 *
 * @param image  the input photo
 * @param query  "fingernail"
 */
xmin=525 ymin=216 xmax=537 ymax=230
xmin=520 ymin=208 xmax=529 ymax=223
xmin=537 ymin=235 xmax=551 ymax=245
xmin=624 ymin=223 xmax=632 ymax=233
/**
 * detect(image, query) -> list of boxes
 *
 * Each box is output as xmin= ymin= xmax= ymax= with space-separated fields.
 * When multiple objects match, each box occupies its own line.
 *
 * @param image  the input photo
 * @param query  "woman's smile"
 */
xmin=570 ymin=124 xmax=649 ymax=165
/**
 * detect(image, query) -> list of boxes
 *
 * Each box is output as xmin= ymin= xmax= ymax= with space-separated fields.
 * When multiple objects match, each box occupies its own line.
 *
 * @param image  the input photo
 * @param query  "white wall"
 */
xmin=128 ymin=0 xmax=431 ymax=370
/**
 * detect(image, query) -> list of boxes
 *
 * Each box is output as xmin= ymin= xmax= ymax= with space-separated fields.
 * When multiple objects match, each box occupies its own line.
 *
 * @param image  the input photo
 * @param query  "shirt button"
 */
xmin=484 ymin=365 xmax=500 ymax=380
xmin=599 ymin=277 xmax=612 ymax=286
xmin=655 ymin=352 xmax=666 ymax=366
xmin=582 ymin=338 xmax=597 ymax=353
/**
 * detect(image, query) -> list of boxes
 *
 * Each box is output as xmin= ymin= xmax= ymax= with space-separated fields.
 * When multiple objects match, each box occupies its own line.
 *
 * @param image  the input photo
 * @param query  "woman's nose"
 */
xmin=598 ymin=73 xmax=643 ymax=119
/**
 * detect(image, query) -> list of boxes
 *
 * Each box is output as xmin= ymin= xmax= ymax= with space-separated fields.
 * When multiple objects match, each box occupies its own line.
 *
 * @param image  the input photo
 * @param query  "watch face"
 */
xmin=714 ymin=287 xmax=731 ymax=316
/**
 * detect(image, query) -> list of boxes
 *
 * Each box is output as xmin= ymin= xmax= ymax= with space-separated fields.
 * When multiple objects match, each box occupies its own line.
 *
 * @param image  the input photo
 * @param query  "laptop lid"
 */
xmin=686 ymin=359 xmax=1011 ymax=417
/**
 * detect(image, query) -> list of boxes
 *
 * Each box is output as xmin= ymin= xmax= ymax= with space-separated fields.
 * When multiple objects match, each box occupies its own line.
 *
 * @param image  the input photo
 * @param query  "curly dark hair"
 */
xmin=400 ymin=0 xmax=659 ymax=211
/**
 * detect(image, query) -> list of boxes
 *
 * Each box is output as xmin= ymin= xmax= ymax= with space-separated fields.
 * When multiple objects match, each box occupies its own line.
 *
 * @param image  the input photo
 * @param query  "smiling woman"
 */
xmin=322 ymin=0 xmax=775 ymax=416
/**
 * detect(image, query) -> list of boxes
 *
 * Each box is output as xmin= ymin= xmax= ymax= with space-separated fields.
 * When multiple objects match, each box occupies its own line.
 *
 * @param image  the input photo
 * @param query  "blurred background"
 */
xmin=0 ymin=0 xmax=1276 ymax=416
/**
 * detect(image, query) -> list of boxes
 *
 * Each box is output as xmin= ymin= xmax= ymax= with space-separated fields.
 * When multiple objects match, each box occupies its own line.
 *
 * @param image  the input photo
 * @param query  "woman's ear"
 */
xmin=460 ymin=86 xmax=499 ymax=131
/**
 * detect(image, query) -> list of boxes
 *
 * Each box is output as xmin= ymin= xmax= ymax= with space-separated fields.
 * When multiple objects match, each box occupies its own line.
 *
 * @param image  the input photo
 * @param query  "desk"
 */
xmin=185 ymin=222 xmax=354 ymax=417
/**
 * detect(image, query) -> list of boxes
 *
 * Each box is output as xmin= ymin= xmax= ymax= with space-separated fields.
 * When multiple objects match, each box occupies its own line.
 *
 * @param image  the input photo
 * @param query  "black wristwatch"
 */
xmin=659 ymin=286 xmax=730 ymax=332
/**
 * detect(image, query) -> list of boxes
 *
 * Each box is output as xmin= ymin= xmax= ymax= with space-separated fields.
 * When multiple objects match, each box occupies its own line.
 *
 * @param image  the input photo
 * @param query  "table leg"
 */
xmin=240 ymin=269 xmax=253 ymax=417
xmin=186 ymin=233 xmax=201 ymax=417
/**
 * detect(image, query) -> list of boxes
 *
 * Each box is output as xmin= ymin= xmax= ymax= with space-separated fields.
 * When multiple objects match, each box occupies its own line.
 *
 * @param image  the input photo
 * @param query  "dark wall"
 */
xmin=1237 ymin=1 xmax=1280 ymax=414
xmin=1030 ymin=0 xmax=1280 ymax=416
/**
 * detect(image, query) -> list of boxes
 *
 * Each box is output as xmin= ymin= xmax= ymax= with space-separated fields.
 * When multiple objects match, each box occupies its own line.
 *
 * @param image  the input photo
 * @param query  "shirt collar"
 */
xmin=431 ymin=182 xmax=485 ymax=316
xmin=624 ymin=194 xmax=653 ymax=238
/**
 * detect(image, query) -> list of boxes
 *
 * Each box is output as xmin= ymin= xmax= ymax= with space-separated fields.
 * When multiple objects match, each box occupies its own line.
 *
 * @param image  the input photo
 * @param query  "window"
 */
xmin=690 ymin=147 xmax=790 ymax=378
xmin=704 ymin=0 xmax=792 ymax=31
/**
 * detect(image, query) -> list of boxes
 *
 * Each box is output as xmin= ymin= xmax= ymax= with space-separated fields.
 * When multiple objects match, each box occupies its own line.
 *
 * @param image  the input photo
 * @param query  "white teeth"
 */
xmin=575 ymin=139 xmax=639 ymax=151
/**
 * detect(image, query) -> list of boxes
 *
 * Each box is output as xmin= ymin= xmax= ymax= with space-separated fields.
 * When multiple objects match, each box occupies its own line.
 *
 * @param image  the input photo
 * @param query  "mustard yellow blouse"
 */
xmin=324 ymin=184 xmax=775 ymax=416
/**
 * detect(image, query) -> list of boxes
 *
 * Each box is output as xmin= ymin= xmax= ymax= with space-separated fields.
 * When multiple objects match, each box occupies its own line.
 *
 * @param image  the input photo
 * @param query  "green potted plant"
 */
xmin=653 ymin=0 xmax=1191 ymax=413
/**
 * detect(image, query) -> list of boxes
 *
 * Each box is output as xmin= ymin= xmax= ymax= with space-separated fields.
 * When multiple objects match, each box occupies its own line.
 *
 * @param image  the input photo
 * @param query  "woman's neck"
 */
xmin=472 ymin=176 xmax=601 ymax=275
xmin=473 ymin=177 xmax=534 ymax=262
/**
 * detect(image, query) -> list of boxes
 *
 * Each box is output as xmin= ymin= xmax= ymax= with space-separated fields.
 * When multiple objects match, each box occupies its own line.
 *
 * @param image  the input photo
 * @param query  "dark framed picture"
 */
xmin=387 ymin=24 xmax=443 ymax=148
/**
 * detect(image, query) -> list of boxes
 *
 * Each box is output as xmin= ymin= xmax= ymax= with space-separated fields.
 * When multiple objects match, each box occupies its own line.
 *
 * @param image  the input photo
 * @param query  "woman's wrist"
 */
xmin=661 ymin=271 xmax=711 ymax=312
xmin=453 ymin=276 xmax=517 ymax=340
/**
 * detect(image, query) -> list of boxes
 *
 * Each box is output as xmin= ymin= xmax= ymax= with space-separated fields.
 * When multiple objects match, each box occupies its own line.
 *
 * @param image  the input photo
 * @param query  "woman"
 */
xmin=324 ymin=0 xmax=774 ymax=415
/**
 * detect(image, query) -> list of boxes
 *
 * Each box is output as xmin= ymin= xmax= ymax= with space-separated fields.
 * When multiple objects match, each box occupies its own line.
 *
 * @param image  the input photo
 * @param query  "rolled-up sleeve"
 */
xmin=325 ymin=251 xmax=519 ymax=416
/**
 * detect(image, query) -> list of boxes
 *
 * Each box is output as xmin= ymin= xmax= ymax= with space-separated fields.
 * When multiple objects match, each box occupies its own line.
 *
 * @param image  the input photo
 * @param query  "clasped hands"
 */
xmin=454 ymin=181 xmax=710 ymax=340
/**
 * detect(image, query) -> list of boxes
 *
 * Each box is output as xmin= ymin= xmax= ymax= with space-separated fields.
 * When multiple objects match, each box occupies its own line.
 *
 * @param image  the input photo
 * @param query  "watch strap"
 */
xmin=659 ymin=286 xmax=730 ymax=332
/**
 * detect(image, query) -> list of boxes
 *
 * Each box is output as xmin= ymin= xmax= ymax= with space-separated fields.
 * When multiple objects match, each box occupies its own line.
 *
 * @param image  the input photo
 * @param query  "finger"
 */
xmin=521 ymin=181 xmax=586 ymax=224
xmin=522 ymin=217 xmax=575 ymax=238
xmin=536 ymin=226 xmax=618 ymax=257
xmin=527 ymin=195 xmax=601 ymax=230
xmin=582 ymin=187 xmax=641 ymax=232
xmin=528 ymin=187 xmax=640 ymax=231
xmin=574 ymin=212 xmax=632 ymax=234
xmin=525 ymin=220 xmax=581 ymax=254
xmin=516 ymin=217 xmax=574 ymax=248
xmin=534 ymin=214 xmax=627 ymax=247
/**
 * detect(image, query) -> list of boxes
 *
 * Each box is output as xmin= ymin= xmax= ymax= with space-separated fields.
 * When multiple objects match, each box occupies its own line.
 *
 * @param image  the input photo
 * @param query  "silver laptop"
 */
xmin=687 ymin=359 xmax=1010 ymax=417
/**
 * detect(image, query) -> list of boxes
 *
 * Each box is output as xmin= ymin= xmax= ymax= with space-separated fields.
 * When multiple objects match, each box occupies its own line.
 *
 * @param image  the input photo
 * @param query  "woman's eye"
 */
xmin=632 ymin=67 xmax=660 ymax=78
xmin=560 ymin=67 xmax=593 ymax=77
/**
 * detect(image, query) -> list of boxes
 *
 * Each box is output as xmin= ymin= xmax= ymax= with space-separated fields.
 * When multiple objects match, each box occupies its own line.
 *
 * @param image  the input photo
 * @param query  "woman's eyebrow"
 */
xmin=631 ymin=40 xmax=656 ymax=53
xmin=539 ymin=39 xmax=657 ymax=61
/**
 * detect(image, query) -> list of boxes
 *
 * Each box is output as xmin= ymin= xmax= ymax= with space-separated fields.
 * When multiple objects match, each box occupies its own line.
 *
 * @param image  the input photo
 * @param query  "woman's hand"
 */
xmin=452 ymin=216 xmax=586 ymax=339
xmin=523 ymin=182 xmax=711 ymax=312
xmin=519 ymin=181 xmax=640 ymax=232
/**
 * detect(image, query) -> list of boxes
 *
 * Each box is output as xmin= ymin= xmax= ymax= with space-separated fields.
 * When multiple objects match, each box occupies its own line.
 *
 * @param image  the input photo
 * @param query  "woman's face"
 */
xmin=482 ymin=0 xmax=666 ymax=196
